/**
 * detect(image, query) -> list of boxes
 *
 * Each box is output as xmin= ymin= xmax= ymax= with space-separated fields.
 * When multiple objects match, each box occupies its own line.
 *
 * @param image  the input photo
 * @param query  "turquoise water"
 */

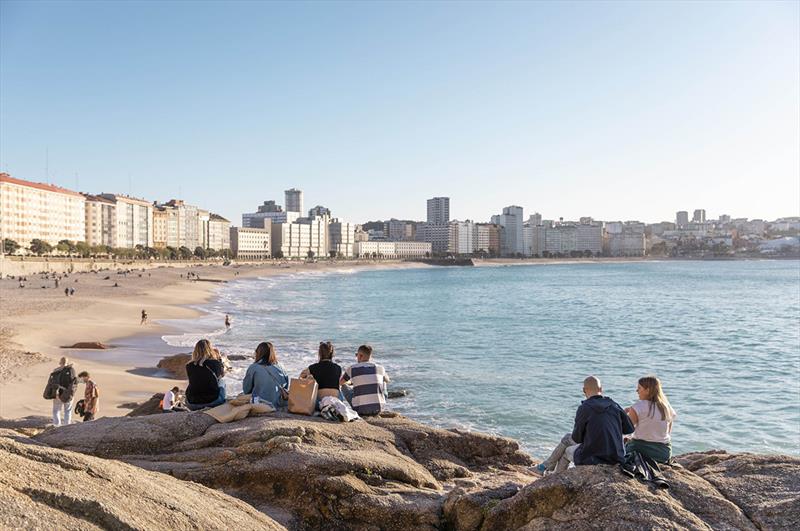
xmin=164 ymin=261 xmax=800 ymax=458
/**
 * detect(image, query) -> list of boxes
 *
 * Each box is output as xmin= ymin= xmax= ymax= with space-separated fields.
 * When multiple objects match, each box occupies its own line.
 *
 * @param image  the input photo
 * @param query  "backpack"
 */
xmin=43 ymin=369 xmax=63 ymax=400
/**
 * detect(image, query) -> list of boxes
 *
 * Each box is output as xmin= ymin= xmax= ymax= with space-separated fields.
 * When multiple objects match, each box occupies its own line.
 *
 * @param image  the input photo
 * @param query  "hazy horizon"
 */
xmin=1 ymin=1 xmax=798 ymax=225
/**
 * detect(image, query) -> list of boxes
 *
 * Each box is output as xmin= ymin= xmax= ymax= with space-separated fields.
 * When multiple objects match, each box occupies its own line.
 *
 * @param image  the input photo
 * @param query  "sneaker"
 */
xmin=536 ymin=463 xmax=547 ymax=473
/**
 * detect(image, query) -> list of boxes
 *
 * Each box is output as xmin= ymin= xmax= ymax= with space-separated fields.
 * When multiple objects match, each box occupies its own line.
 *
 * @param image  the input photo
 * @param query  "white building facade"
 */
xmin=355 ymin=241 xmax=431 ymax=259
xmin=230 ymin=225 xmax=271 ymax=260
xmin=0 ymin=173 xmax=86 ymax=247
xmin=491 ymin=205 xmax=524 ymax=256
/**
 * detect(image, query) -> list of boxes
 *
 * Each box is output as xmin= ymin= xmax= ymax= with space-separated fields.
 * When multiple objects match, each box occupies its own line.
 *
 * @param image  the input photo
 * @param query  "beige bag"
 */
xmin=288 ymin=377 xmax=318 ymax=415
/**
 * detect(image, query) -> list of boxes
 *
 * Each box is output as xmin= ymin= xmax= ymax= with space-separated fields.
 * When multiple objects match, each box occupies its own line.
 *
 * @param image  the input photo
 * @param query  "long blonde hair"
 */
xmin=191 ymin=339 xmax=218 ymax=365
xmin=639 ymin=376 xmax=672 ymax=421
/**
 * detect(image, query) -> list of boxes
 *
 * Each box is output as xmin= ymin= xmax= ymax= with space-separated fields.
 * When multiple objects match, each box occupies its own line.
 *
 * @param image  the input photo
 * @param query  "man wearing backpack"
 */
xmin=45 ymin=357 xmax=78 ymax=426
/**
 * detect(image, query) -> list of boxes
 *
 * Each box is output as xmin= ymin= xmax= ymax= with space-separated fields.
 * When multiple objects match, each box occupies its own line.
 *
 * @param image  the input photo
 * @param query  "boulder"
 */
xmin=60 ymin=342 xmax=109 ymax=349
xmin=227 ymin=354 xmax=249 ymax=361
xmin=126 ymin=393 xmax=165 ymax=417
xmin=35 ymin=411 xmax=534 ymax=530
xmin=0 ymin=431 xmax=285 ymax=530
xmin=387 ymin=389 xmax=409 ymax=399
xmin=156 ymin=353 xmax=190 ymax=379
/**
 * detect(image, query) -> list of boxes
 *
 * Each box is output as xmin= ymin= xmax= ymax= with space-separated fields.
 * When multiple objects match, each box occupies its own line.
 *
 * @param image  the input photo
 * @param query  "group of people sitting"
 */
xmin=183 ymin=338 xmax=391 ymax=416
xmin=538 ymin=375 xmax=676 ymax=473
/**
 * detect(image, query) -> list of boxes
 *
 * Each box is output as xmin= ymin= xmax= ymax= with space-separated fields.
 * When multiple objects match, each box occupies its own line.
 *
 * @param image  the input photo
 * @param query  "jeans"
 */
xmin=52 ymin=398 xmax=73 ymax=426
xmin=542 ymin=433 xmax=580 ymax=472
xmin=186 ymin=386 xmax=226 ymax=411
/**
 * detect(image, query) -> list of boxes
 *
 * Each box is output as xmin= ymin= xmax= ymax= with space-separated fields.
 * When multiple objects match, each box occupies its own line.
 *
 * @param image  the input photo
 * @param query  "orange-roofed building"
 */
xmin=0 ymin=173 xmax=86 ymax=248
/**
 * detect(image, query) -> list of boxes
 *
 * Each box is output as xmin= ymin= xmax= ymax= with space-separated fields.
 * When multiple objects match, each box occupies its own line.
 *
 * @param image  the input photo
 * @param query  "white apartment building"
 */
xmin=230 ymin=225 xmax=271 ymax=260
xmin=607 ymin=222 xmax=646 ymax=256
xmin=491 ymin=205 xmax=524 ymax=256
xmin=198 ymin=209 xmax=210 ymax=249
xmin=416 ymin=222 xmax=457 ymax=255
xmin=455 ymin=220 xmax=476 ymax=255
xmin=98 ymin=193 xmax=154 ymax=248
xmin=355 ymin=241 xmax=431 ymax=259
xmin=426 ymin=197 xmax=450 ymax=224
xmin=271 ymin=217 xmax=328 ymax=258
xmin=329 ymin=218 xmax=355 ymax=258
xmin=207 ymin=214 xmax=231 ymax=251
xmin=84 ymin=194 xmax=116 ymax=247
xmin=0 ymin=173 xmax=86 ymax=247
xmin=153 ymin=206 xmax=178 ymax=248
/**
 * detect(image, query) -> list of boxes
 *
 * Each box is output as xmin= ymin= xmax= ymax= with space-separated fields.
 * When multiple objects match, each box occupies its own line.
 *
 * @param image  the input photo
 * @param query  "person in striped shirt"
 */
xmin=340 ymin=345 xmax=390 ymax=416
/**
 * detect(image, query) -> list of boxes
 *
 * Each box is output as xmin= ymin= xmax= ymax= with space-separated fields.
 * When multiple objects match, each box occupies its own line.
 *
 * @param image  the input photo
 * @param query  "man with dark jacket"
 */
xmin=538 ymin=376 xmax=634 ymax=473
xmin=49 ymin=357 xmax=78 ymax=426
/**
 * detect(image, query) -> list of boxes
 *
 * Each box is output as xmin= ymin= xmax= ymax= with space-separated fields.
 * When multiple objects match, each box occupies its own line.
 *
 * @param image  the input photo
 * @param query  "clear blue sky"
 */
xmin=1 ymin=1 xmax=798 ymax=224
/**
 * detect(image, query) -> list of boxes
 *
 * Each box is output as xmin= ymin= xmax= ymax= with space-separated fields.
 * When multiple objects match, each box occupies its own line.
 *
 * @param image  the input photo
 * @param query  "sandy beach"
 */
xmin=0 ymin=260 xmax=425 ymax=420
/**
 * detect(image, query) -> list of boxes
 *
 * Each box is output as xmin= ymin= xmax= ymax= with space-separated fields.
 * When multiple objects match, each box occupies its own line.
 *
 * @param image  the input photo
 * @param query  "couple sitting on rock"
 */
xmin=298 ymin=341 xmax=391 ymax=416
xmin=537 ymin=375 xmax=676 ymax=474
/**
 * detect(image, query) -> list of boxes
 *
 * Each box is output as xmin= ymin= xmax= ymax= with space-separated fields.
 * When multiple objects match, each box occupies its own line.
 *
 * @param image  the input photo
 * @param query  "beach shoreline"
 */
xmin=0 ymin=260 xmax=427 ymax=420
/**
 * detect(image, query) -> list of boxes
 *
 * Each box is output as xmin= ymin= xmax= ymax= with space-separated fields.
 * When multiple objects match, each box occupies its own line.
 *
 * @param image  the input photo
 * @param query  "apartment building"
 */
xmin=83 ymin=194 xmax=116 ymax=247
xmin=230 ymin=224 xmax=271 ymax=260
xmin=416 ymin=221 xmax=457 ymax=255
xmin=329 ymin=218 xmax=355 ymax=257
xmin=426 ymin=197 xmax=450 ymax=224
xmin=207 ymin=214 xmax=231 ymax=251
xmin=0 ymin=173 xmax=86 ymax=247
xmin=355 ymin=241 xmax=431 ymax=259
xmin=475 ymin=223 xmax=502 ymax=256
xmin=607 ymin=222 xmax=646 ymax=256
xmin=98 ymin=193 xmax=154 ymax=248
xmin=491 ymin=206 xmax=524 ymax=256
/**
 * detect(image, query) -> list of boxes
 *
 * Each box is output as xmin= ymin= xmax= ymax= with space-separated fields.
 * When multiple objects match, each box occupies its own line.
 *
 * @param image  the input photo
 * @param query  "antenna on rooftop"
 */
xmin=45 ymin=147 xmax=49 ymax=180
xmin=128 ymin=173 xmax=132 ymax=196
xmin=75 ymin=172 xmax=79 ymax=192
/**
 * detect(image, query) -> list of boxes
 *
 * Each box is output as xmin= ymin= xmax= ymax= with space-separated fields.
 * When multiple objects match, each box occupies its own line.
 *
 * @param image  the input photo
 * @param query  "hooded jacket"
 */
xmin=571 ymin=394 xmax=634 ymax=466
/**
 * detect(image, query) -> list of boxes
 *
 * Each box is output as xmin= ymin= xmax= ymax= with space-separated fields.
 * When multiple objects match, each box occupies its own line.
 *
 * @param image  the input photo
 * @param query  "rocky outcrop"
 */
xmin=0 ymin=429 xmax=284 ymax=530
xmin=60 ymin=342 xmax=110 ymax=349
xmin=25 ymin=414 xmax=800 ymax=530
xmin=35 ymin=411 xmax=534 ymax=530
xmin=125 ymin=393 xmax=165 ymax=417
xmin=156 ymin=353 xmax=190 ymax=379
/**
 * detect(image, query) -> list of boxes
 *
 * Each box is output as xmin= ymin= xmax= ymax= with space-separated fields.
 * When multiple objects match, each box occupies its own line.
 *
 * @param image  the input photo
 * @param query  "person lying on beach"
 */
xmin=78 ymin=371 xmax=99 ymax=421
xmin=624 ymin=376 xmax=677 ymax=463
xmin=243 ymin=342 xmax=289 ymax=409
xmin=340 ymin=344 xmax=390 ymax=416
xmin=185 ymin=339 xmax=227 ymax=410
xmin=300 ymin=341 xmax=343 ymax=405
xmin=537 ymin=376 xmax=634 ymax=473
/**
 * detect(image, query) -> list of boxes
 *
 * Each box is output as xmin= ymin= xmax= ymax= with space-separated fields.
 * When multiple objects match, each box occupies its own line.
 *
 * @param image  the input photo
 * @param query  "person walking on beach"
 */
xmin=45 ymin=357 xmax=78 ymax=427
xmin=340 ymin=345 xmax=391 ymax=416
xmin=625 ymin=376 xmax=677 ymax=463
xmin=224 ymin=314 xmax=231 ymax=329
xmin=64 ymin=287 xmax=69 ymax=296
xmin=69 ymin=287 xmax=75 ymax=296
xmin=537 ymin=376 xmax=634 ymax=473
xmin=77 ymin=371 xmax=99 ymax=421
xmin=141 ymin=309 xmax=148 ymax=325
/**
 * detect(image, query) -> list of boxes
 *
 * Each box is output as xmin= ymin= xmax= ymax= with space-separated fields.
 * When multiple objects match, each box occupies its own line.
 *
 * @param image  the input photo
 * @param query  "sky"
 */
xmin=1 ymin=0 xmax=798 ymax=225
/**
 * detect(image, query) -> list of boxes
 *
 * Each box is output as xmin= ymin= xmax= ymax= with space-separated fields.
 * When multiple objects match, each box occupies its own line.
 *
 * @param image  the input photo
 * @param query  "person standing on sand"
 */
xmin=141 ymin=309 xmax=148 ymax=325
xmin=69 ymin=287 xmax=75 ymax=296
xmin=225 ymin=314 xmax=231 ymax=329
xmin=47 ymin=357 xmax=78 ymax=426
xmin=64 ymin=287 xmax=69 ymax=296
xmin=537 ymin=376 xmax=634 ymax=473
xmin=77 ymin=371 xmax=99 ymax=421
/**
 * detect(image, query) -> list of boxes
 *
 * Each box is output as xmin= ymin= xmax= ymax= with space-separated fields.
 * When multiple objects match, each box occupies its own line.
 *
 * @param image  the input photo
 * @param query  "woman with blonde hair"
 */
xmin=242 ymin=342 xmax=289 ymax=408
xmin=185 ymin=339 xmax=227 ymax=410
xmin=625 ymin=376 xmax=677 ymax=463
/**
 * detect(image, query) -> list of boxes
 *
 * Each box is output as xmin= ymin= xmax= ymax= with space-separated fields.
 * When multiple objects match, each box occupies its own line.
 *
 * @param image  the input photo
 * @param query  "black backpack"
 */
xmin=43 ymin=368 xmax=63 ymax=400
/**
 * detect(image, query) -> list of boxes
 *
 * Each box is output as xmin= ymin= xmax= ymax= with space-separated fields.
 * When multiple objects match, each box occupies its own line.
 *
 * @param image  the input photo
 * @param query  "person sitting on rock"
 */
xmin=624 ymin=376 xmax=677 ymax=463
xmin=185 ymin=339 xmax=226 ymax=410
xmin=537 ymin=375 xmax=634 ymax=473
xmin=339 ymin=344 xmax=391 ymax=416
xmin=162 ymin=386 xmax=189 ymax=412
xmin=300 ymin=341 xmax=342 ymax=406
xmin=243 ymin=342 xmax=289 ymax=409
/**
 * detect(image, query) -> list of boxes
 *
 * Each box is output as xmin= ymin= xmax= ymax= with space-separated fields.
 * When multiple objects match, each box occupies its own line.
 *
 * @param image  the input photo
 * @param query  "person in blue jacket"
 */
xmin=242 ymin=342 xmax=289 ymax=409
xmin=537 ymin=375 xmax=634 ymax=473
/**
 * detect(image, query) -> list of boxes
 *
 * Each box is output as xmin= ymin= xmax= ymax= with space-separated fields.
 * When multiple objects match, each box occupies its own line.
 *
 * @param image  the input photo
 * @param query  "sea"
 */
xmin=159 ymin=260 xmax=800 ymax=459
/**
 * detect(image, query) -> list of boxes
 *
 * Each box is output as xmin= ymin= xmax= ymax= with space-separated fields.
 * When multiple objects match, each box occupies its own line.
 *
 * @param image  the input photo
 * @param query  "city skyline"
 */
xmin=1 ymin=1 xmax=798 ymax=224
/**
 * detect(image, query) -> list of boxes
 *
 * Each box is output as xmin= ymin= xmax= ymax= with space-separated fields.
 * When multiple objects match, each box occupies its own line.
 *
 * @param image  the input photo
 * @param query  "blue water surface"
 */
xmin=164 ymin=260 xmax=800 ymax=458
